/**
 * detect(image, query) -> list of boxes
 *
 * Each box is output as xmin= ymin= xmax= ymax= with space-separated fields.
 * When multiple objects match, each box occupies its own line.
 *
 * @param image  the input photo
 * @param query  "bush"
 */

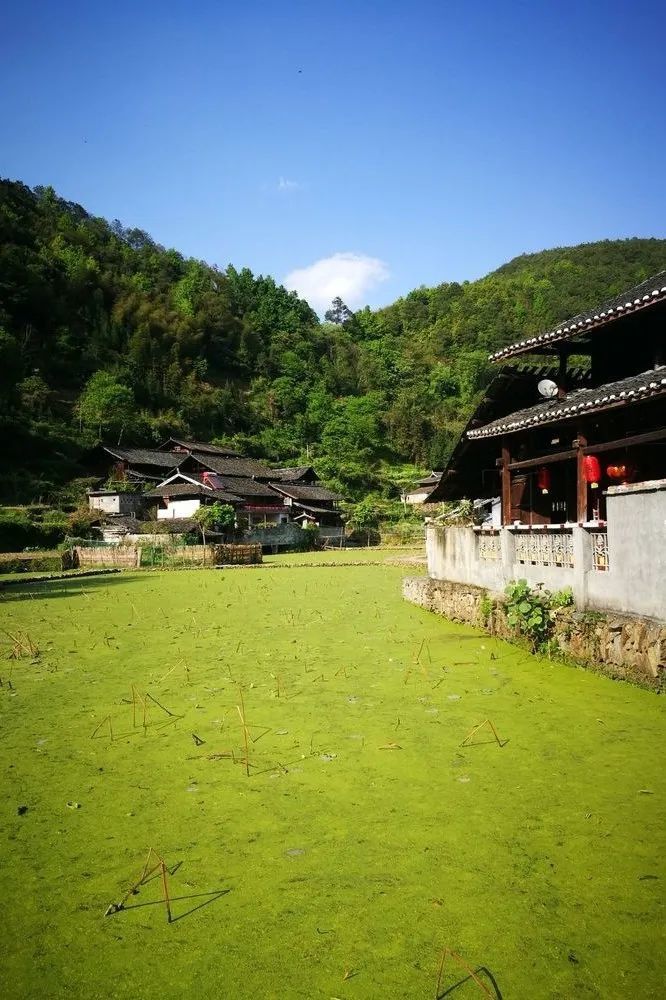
xmin=0 ymin=508 xmax=68 ymax=552
xmin=0 ymin=551 xmax=66 ymax=574
xmin=67 ymin=507 xmax=100 ymax=538
xmin=505 ymin=580 xmax=574 ymax=651
xmin=298 ymin=522 xmax=320 ymax=551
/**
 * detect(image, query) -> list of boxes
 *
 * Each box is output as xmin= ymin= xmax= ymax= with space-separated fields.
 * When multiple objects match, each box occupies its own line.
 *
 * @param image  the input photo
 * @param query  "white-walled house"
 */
xmin=87 ymin=489 xmax=145 ymax=516
xmin=146 ymin=475 xmax=243 ymax=520
xmin=402 ymin=472 xmax=442 ymax=505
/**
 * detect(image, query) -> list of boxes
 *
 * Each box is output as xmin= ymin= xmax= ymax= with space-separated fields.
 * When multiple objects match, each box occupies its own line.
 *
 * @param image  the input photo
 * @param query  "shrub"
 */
xmin=479 ymin=593 xmax=495 ymax=624
xmin=0 ymin=508 xmax=68 ymax=552
xmin=505 ymin=580 xmax=574 ymax=651
xmin=0 ymin=551 xmax=65 ymax=574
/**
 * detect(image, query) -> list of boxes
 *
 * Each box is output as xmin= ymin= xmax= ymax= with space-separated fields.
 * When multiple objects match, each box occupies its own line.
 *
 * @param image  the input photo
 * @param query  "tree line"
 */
xmin=1 ymin=177 xmax=665 ymax=504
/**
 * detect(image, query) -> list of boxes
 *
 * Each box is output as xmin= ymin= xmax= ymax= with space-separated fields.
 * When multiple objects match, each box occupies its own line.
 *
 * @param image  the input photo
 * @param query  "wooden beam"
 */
xmin=508 ymin=448 xmax=577 ymax=471
xmin=507 ymin=342 xmax=593 ymax=357
xmin=576 ymin=433 xmax=588 ymax=522
xmin=501 ymin=442 xmax=511 ymax=525
xmin=505 ymin=427 xmax=666 ymax=472
xmin=582 ymin=426 xmax=666 ymax=455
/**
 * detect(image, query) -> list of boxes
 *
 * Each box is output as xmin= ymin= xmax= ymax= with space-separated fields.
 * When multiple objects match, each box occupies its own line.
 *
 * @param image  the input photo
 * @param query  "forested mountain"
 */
xmin=2 ymin=177 xmax=665 ymax=503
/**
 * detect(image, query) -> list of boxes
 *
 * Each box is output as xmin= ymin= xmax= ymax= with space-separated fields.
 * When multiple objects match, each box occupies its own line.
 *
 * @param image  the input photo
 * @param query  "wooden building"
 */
xmin=89 ymin=439 xmax=347 ymax=541
xmin=427 ymin=271 xmax=666 ymax=525
xmin=267 ymin=482 xmax=345 ymax=538
xmin=403 ymin=472 xmax=443 ymax=505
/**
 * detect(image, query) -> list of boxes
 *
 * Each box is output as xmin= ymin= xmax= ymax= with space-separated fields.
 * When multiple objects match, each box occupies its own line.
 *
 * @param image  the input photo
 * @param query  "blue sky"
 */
xmin=2 ymin=0 xmax=665 ymax=312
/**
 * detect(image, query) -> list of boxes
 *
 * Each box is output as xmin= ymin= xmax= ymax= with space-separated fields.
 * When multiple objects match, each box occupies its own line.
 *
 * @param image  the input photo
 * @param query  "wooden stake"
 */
xmin=91 ymin=715 xmax=113 ymax=742
xmin=237 ymin=689 xmax=250 ymax=777
xmin=435 ymin=947 xmax=493 ymax=998
xmin=160 ymin=861 xmax=172 ymax=923
xmin=461 ymin=719 xmax=505 ymax=748
xmin=145 ymin=692 xmax=177 ymax=717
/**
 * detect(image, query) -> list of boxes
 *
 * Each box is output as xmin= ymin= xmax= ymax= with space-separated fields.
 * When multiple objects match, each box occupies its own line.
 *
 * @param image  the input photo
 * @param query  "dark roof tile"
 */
xmin=468 ymin=367 xmax=666 ymax=439
xmin=490 ymin=271 xmax=666 ymax=362
xmin=103 ymin=446 xmax=186 ymax=468
xmin=188 ymin=453 xmax=275 ymax=478
xmin=269 ymin=483 xmax=342 ymax=502
xmin=159 ymin=438 xmax=240 ymax=456
xmin=269 ymin=466 xmax=317 ymax=482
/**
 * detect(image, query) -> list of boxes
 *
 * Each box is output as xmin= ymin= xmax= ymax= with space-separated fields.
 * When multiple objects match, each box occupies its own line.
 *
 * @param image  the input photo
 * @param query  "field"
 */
xmin=1 ymin=564 xmax=664 ymax=999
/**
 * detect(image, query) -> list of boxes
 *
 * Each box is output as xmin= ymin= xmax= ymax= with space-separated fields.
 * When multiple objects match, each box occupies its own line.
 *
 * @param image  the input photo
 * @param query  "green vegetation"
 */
xmin=2 ymin=178 xmax=666 ymax=506
xmin=505 ymin=579 xmax=574 ymax=651
xmin=1 ymin=566 xmax=663 ymax=998
xmin=192 ymin=502 xmax=236 ymax=545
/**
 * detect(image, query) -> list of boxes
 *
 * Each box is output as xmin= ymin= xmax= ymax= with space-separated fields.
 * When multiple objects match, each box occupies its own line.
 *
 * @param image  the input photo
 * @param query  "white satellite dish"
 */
xmin=537 ymin=379 xmax=559 ymax=399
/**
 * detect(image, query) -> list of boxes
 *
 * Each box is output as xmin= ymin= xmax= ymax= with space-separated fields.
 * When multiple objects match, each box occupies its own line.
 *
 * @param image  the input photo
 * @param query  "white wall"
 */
xmin=586 ymin=481 xmax=666 ymax=620
xmin=89 ymin=494 xmax=121 ymax=514
xmin=426 ymin=481 xmax=666 ymax=621
xmin=157 ymin=498 xmax=201 ymax=519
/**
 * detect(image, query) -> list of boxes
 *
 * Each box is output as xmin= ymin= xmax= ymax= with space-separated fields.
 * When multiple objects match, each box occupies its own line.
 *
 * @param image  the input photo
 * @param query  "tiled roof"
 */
xmin=269 ymin=483 xmax=342 ymax=502
xmin=269 ymin=466 xmax=317 ymax=482
xmin=103 ymin=447 xmax=186 ymax=468
xmin=292 ymin=502 xmax=343 ymax=516
xmin=160 ymin=438 xmax=240 ymax=456
xmin=200 ymin=475 xmax=282 ymax=498
xmin=489 ymin=271 xmax=666 ymax=362
xmin=145 ymin=483 xmax=242 ymax=503
xmin=190 ymin=453 xmax=275 ymax=479
xmin=468 ymin=367 xmax=666 ymax=439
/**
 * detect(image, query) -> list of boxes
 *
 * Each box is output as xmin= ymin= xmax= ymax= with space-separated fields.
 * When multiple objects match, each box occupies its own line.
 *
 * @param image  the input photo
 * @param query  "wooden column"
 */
xmin=501 ymin=441 xmax=512 ymax=525
xmin=557 ymin=347 xmax=567 ymax=397
xmin=576 ymin=432 xmax=588 ymax=523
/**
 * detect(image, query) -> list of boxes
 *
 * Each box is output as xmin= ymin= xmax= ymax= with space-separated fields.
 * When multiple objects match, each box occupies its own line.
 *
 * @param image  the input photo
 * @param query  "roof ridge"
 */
xmin=489 ymin=271 xmax=666 ymax=363
xmin=468 ymin=366 xmax=666 ymax=439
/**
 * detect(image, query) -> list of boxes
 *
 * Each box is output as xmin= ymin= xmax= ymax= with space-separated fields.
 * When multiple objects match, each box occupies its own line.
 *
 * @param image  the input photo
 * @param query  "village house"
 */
xmin=421 ymin=271 xmax=666 ymax=622
xmin=88 ymin=445 xmax=187 ymax=484
xmin=87 ymin=440 xmax=346 ymax=544
xmin=402 ymin=471 xmax=442 ymax=505
xmin=268 ymin=466 xmax=320 ymax=485
xmin=148 ymin=469 xmax=288 ymax=527
xmin=267 ymin=482 xmax=345 ymax=540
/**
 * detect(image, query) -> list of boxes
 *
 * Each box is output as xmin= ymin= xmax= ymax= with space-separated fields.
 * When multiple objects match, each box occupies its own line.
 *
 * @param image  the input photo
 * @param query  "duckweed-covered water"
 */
xmin=1 ymin=566 xmax=663 ymax=999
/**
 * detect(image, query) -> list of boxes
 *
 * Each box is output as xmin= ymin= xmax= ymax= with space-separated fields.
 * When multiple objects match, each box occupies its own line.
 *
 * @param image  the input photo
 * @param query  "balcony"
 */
xmin=426 ymin=480 xmax=666 ymax=620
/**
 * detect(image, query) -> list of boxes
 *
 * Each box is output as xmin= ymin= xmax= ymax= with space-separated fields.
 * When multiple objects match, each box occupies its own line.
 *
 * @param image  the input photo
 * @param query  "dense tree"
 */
xmin=76 ymin=371 xmax=135 ymax=440
xmin=193 ymin=502 xmax=236 ymax=546
xmin=1 ymin=177 xmax=665 ymax=503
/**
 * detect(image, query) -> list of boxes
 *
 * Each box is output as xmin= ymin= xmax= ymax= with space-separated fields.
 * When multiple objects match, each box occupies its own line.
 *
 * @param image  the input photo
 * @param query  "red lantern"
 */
xmin=583 ymin=455 xmax=602 ymax=489
xmin=607 ymin=463 xmax=636 ymax=483
xmin=536 ymin=467 xmax=551 ymax=495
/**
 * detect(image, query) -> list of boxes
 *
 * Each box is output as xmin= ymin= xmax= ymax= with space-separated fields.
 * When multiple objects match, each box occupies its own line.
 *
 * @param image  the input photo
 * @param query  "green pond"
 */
xmin=0 ymin=565 xmax=663 ymax=999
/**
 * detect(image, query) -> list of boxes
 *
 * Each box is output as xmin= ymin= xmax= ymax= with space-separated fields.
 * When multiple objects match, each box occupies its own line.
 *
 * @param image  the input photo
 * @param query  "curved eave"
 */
xmin=488 ymin=284 xmax=666 ymax=363
xmin=468 ymin=379 xmax=666 ymax=440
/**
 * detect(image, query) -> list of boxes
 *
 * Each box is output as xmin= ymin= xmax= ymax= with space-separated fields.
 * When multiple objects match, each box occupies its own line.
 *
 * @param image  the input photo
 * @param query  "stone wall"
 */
xmin=244 ymin=522 xmax=304 ymax=550
xmin=403 ymin=575 xmax=665 ymax=690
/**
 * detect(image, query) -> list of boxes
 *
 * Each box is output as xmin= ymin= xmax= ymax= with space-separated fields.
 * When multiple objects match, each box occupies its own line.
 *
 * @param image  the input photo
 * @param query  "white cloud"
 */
xmin=277 ymin=177 xmax=301 ymax=192
xmin=284 ymin=252 xmax=390 ymax=313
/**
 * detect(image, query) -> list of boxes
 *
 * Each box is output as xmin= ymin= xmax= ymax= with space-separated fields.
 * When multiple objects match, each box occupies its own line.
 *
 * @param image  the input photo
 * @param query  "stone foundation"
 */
xmin=403 ymin=576 xmax=665 ymax=690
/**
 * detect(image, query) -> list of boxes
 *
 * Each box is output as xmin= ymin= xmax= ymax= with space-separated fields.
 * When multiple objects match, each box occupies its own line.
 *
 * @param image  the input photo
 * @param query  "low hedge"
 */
xmin=0 ymin=509 xmax=68 ymax=553
xmin=0 ymin=550 xmax=74 ymax=574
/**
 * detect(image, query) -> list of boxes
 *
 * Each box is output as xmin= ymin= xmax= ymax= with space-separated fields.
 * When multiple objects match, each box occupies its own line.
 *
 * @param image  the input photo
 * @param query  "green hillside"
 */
xmin=1 ymin=177 xmax=665 ymax=503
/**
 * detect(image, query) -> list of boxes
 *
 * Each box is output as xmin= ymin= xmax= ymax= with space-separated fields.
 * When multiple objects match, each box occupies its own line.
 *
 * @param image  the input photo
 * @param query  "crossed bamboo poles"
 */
xmin=105 ymin=847 xmax=172 ymax=923
xmin=91 ymin=685 xmax=180 ymax=742
xmin=435 ymin=947 xmax=495 ymax=997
